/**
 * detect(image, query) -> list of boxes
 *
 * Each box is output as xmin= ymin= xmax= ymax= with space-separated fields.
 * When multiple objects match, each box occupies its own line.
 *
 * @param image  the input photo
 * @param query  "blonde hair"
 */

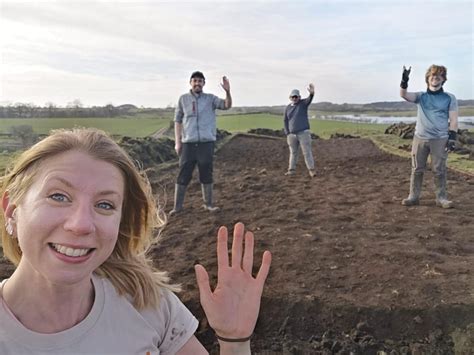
xmin=1 ymin=128 xmax=178 ymax=309
xmin=425 ymin=64 xmax=447 ymax=85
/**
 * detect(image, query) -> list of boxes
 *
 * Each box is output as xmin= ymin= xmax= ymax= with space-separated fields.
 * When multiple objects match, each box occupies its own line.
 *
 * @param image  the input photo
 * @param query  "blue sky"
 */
xmin=0 ymin=0 xmax=472 ymax=107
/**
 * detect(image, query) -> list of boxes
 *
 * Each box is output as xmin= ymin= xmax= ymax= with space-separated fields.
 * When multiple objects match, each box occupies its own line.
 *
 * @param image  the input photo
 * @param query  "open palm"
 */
xmin=194 ymin=222 xmax=272 ymax=339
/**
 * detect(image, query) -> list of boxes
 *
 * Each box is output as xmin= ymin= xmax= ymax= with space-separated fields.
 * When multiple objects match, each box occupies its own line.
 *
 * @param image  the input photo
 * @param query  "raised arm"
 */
xmin=221 ymin=76 xmax=232 ymax=109
xmin=195 ymin=222 xmax=272 ymax=355
xmin=399 ymin=66 xmax=418 ymax=103
xmin=305 ymin=83 xmax=315 ymax=105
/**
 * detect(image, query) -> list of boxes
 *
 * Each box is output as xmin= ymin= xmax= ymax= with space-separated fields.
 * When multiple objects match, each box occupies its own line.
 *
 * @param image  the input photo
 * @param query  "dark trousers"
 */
xmin=177 ymin=142 xmax=215 ymax=185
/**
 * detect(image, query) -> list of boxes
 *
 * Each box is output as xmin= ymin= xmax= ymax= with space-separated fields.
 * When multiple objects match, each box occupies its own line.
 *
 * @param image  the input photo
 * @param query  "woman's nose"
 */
xmin=63 ymin=203 xmax=96 ymax=235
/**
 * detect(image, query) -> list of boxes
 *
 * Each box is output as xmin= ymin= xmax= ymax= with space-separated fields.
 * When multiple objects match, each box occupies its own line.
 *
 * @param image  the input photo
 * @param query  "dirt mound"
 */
xmin=385 ymin=122 xmax=415 ymax=139
xmin=118 ymin=129 xmax=232 ymax=169
xmin=248 ymin=128 xmax=319 ymax=139
xmin=118 ymin=136 xmax=176 ymax=169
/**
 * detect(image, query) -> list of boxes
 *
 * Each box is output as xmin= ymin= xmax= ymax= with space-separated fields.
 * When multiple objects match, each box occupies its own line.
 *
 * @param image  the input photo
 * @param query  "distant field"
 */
xmin=312 ymin=106 xmax=474 ymax=117
xmin=0 ymin=114 xmax=472 ymax=174
xmin=217 ymin=113 xmax=387 ymax=138
xmin=0 ymin=117 xmax=171 ymax=137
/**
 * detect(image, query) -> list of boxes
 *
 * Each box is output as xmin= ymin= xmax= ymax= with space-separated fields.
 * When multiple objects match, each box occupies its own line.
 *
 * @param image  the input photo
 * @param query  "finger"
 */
xmin=217 ymin=226 xmax=229 ymax=269
xmin=242 ymin=231 xmax=254 ymax=274
xmin=231 ymin=222 xmax=244 ymax=268
xmin=256 ymin=251 xmax=272 ymax=285
xmin=195 ymin=264 xmax=213 ymax=302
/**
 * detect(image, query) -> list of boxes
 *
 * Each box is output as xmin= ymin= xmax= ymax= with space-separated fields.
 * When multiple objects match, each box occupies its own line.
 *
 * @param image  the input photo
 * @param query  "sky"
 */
xmin=0 ymin=0 xmax=472 ymax=108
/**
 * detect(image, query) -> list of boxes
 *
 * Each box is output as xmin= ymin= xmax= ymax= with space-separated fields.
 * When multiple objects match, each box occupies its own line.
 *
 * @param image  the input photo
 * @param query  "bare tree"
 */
xmin=45 ymin=102 xmax=57 ymax=117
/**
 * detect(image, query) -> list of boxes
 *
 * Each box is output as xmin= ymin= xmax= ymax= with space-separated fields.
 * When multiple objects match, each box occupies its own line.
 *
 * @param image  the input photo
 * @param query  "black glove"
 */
xmin=446 ymin=130 xmax=457 ymax=152
xmin=400 ymin=66 xmax=411 ymax=89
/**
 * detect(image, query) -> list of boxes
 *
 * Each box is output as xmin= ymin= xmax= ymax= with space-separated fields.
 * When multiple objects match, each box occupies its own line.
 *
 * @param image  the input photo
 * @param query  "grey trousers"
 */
xmin=287 ymin=130 xmax=315 ymax=171
xmin=411 ymin=135 xmax=448 ymax=177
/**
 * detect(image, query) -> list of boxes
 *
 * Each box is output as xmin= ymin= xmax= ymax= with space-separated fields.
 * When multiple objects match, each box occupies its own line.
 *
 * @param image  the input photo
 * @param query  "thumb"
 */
xmin=194 ymin=264 xmax=213 ymax=302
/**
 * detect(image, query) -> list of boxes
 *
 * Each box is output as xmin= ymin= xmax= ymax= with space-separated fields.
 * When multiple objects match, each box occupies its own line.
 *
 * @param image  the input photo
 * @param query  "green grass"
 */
xmin=0 ymin=117 xmax=171 ymax=137
xmin=0 ymin=114 xmax=472 ymax=175
xmin=217 ymin=113 xmax=387 ymax=138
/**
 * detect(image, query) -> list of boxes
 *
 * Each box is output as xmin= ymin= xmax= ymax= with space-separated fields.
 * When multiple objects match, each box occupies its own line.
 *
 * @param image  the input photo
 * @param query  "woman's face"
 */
xmin=10 ymin=150 xmax=124 ymax=286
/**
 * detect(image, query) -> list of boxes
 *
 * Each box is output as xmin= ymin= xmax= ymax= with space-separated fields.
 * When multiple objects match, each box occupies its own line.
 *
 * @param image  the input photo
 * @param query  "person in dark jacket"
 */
xmin=283 ymin=84 xmax=316 ymax=177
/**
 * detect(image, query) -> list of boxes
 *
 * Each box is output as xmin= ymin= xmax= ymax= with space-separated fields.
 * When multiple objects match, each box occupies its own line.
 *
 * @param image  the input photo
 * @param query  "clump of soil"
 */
xmin=248 ymin=128 xmax=319 ymax=139
xmin=385 ymin=122 xmax=415 ymax=139
xmin=330 ymin=133 xmax=360 ymax=139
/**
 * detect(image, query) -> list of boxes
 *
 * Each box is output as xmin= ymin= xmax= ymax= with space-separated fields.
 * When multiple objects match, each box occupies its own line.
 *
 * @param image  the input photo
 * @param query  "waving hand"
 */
xmin=194 ymin=222 xmax=271 ymax=342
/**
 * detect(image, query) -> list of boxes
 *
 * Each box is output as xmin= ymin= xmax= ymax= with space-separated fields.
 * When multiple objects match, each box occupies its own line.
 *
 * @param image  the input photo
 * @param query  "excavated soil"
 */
xmin=1 ymin=135 xmax=473 ymax=354
xmin=150 ymin=135 xmax=474 ymax=354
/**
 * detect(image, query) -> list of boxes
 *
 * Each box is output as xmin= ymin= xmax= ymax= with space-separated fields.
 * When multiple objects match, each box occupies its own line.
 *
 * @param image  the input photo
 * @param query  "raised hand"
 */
xmin=401 ymin=66 xmax=411 ymax=89
xmin=194 ymin=222 xmax=271 ymax=341
xmin=307 ymin=83 xmax=315 ymax=95
xmin=220 ymin=76 xmax=230 ymax=93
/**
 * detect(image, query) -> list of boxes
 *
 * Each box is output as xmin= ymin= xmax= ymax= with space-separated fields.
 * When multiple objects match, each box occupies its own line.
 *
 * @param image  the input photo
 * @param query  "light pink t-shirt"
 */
xmin=0 ymin=275 xmax=198 ymax=354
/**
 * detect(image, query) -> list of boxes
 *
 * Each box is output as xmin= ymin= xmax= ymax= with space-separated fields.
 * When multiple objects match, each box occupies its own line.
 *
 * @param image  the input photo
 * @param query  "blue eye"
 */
xmin=97 ymin=202 xmax=114 ymax=210
xmin=49 ymin=193 xmax=69 ymax=202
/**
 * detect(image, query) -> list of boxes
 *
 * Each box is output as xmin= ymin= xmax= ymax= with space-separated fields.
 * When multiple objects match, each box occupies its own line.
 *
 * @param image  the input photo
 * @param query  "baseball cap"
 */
xmin=290 ymin=89 xmax=300 ymax=97
xmin=190 ymin=71 xmax=205 ymax=81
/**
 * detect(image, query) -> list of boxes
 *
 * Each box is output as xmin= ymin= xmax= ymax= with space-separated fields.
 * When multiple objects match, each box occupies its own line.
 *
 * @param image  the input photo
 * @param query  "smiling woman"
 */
xmin=0 ymin=128 xmax=271 ymax=354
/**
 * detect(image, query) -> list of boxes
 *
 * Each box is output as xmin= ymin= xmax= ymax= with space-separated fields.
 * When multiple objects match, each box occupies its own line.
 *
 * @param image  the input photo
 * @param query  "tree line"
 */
xmin=0 ymin=101 xmax=175 ymax=119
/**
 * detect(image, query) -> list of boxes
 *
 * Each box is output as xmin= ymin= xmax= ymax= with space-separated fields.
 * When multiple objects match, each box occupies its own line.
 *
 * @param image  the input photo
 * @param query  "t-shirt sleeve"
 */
xmin=212 ymin=95 xmax=226 ymax=110
xmin=174 ymin=97 xmax=184 ymax=123
xmin=141 ymin=289 xmax=199 ymax=355
xmin=414 ymin=92 xmax=423 ymax=104
xmin=448 ymin=93 xmax=458 ymax=112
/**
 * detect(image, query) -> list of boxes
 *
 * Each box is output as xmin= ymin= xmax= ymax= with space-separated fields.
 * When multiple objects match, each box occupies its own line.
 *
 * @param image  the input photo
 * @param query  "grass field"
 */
xmin=0 ymin=114 xmax=472 ymax=174
xmin=0 ymin=117 xmax=171 ymax=137
xmin=217 ymin=113 xmax=387 ymax=138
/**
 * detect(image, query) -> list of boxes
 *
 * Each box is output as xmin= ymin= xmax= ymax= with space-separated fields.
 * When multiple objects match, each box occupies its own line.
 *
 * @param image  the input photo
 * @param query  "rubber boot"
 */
xmin=401 ymin=173 xmax=423 ymax=206
xmin=201 ymin=184 xmax=220 ymax=212
xmin=169 ymin=184 xmax=187 ymax=216
xmin=434 ymin=174 xmax=453 ymax=209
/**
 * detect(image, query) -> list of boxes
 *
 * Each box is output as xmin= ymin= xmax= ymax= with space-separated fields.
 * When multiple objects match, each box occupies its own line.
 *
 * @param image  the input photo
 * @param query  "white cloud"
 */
xmin=0 ymin=0 xmax=472 ymax=106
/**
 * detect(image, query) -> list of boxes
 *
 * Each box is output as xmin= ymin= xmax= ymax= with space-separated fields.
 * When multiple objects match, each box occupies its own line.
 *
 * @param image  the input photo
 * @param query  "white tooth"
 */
xmin=81 ymin=249 xmax=88 ymax=256
xmin=52 ymin=244 xmax=91 ymax=257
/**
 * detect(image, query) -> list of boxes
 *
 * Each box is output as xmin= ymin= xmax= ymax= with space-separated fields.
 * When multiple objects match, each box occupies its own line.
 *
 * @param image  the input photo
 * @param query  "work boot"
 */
xmin=285 ymin=169 xmax=295 ymax=176
xmin=434 ymin=174 xmax=453 ymax=209
xmin=401 ymin=173 xmax=423 ymax=206
xmin=169 ymin=184 xmax=187 ymax=216
xmin=201 ymin=183 xmax=220 ymax=212
xmin=308 ymin=169 xmax=316 ymax=178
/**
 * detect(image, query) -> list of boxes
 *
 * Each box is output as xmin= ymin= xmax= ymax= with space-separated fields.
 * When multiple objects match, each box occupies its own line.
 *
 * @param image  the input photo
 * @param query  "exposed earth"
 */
xmin=1 ymin=134 xmax=473 ymax=354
